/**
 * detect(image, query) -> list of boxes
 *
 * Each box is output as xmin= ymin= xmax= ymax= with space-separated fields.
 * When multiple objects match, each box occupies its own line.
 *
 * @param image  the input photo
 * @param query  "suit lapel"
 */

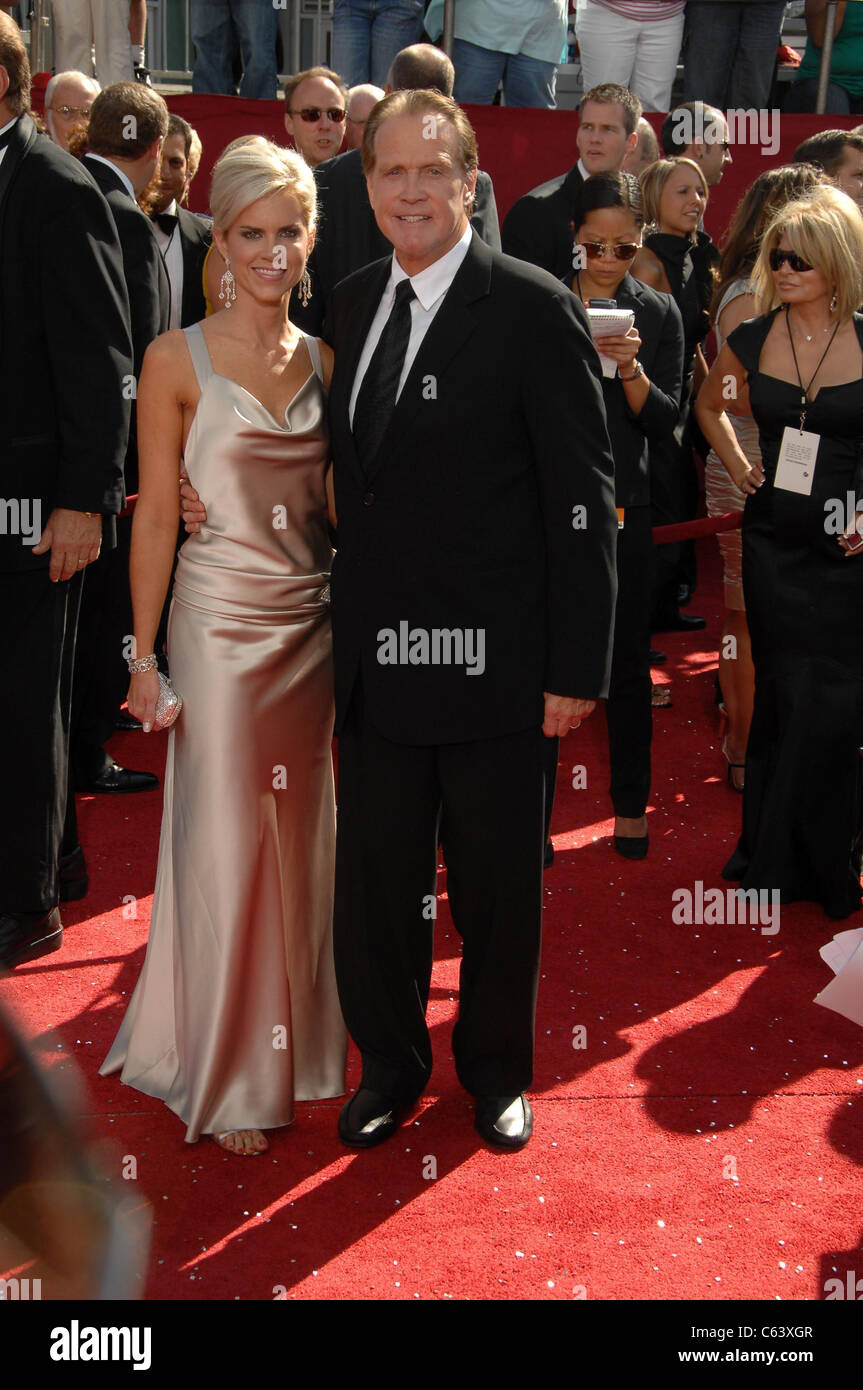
xmin=0 ymin=116 xmax=37 ymax=359
xmin=330 ymin=256 xmax=392 ymax=481
xmin=362 ymin=234 xmax=491 ymax=486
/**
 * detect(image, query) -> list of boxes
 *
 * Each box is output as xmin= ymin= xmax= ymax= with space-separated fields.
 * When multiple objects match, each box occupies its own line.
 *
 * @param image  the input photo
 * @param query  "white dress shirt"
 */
xmin=152 ymin=198 xmax=183 ymax=330
xmin=0 ymin=114 xmax=19 ymax=172
xmin=349 ymin=223 xmax=473 ymax=426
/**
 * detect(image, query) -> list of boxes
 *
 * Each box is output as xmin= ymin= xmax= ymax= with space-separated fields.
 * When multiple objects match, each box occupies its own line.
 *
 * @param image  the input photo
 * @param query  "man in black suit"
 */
xmin=293 ymin=43 xmax=501 ymax=336
xmin=67 ymin=81 xmax=171 ymax=808
xmin=150 ymin=113 xmax=211 ymax=330
xmin=327 ymin=91 xmax=618 ymax=1150
xmin=0 ymin=15 xmax=132 ymax=967
xmin=501 ymin=83 xmax=641 ymax=281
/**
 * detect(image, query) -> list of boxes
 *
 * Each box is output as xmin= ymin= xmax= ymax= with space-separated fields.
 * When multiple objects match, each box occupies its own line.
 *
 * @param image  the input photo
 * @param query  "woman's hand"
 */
xmin=179 ymin=470 xmax=208 ymax=533
xmin=127 ymin=670 xmax=161 ymax=732
xmin=839 ymin=510 xmax=863 ymax=558
xmin=595 ymin=325 xmax=642 ymax=372
xmin=733 ymin=459 xmax=765 ymax=496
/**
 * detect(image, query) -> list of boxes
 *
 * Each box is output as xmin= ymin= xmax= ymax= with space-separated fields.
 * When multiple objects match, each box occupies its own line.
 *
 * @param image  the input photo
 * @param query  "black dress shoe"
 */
xmin=59 ymin=845 xmax=88 ymax=902
xmin=338 ymin=1088 xmax=402 ymax=1148
xmin=475 ymin=1093 xmax=533 ymax=1150
xmin=543 ymin=839 xmax=554 ymax=868
xmin=614 ymin=834 xmax=649 ymax=860
xmin=77 ymin=763 xmax=158 ymax=794
xmin=648 ymin=648 xmax=667 ymax=665
xmin=114 ymin=712 xmax=143 ymax=731
xmin=0 ymin=908 xmax=62 ymax=969
xmin=653 ymin=611 xmax=706 ymax=633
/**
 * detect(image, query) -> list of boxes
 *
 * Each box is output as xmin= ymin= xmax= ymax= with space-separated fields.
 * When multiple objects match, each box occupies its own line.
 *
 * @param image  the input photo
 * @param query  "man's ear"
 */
xmin=0 ymin=65 xmax=11 ymax=108
xmin=626 ymin=128 xmax=639 ymax=155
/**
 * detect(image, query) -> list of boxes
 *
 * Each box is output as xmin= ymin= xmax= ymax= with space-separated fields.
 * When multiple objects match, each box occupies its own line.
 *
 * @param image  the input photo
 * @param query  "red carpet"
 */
xmin=2 ymin=541 xmax=862 ymax=1303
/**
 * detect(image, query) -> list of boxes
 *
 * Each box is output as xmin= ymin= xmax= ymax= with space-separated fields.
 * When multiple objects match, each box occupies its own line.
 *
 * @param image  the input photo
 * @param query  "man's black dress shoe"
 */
xmin=475 ymin=1093 xmax=533 ymax=1150
xmin=648 ymin=648 xmax=667 ymax=665
xmin=338 ymin=1088 xmax=402 ymax=1148
xmin=77 ymin=763 xmax=158 ymax=794
xmin=653 ymin=611 xmax=706 ymax=633
xmin=59 ymin=846 xmax=88 ymax=902
xmin=0 ymin=908 xmax=62 ymax=969
xmin=614 ymin=834 xmax=649 ymax=860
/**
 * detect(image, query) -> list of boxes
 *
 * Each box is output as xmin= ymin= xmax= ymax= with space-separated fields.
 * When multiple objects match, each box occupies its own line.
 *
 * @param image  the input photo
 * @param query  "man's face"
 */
xmin=345 ymin=89 xmax=380 ymax=151
xmin=284 ymin=76 xmax=346 ymax=166
xmin=577 ymin=101 xmax=637 ymax=175
xmin=833 ymin=144 xmax=863 ymax=209
xmin=697 ymin=112 xmax=731 ymax=186
xmin=153 ymin=132 xmax=188 ymax=213
xmin=366 ymin=112 xmax=476 ymax=276
xmin=46 ymin=76 xmax=98 ymax=150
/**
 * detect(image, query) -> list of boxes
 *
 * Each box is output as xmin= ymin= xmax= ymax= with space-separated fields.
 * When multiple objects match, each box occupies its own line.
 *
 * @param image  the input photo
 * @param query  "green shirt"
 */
xmin=796 ymin=6 xmax=863 ymax=97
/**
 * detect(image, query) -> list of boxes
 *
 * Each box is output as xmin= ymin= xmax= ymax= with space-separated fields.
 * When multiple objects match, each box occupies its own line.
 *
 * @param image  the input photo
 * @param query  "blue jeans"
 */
xmin=452 ymin=38 xmax=557 ymax=109
xmin=783 ymin=77 xmax=863 ymax=116
xmin=682 ymin=1 xmax=786 ymax=110
xmin=331 ymin=0 xmax=424 ymax=88
xmin=191 ymin=0 xmax=278 ymax=99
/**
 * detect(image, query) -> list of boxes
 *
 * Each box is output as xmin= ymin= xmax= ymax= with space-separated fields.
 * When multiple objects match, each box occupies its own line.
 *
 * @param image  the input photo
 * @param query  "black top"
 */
xmin=574 ymin=272 xmax=685 ymax=508
xmin=644 ymin=228 xmax=716 ymax=367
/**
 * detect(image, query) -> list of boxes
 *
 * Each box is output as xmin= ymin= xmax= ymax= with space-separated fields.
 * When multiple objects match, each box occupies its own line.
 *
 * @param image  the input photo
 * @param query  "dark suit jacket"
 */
xmin=84 ymin=153 xmax=171 ymax=494
xmin=501 ymin=162 xmax=584 ymax=282
xmin=587 ymin=273 xmax=685 ymax=509
xmin=176 ymin=205 xmax=212 ymax=327
xmin=294 ymin=146 xmax=501 ymax=335
xmin=0 ymin=117 xmax=132 ymax=573
xmin=325 ymin=232 xmax=619 ymax=746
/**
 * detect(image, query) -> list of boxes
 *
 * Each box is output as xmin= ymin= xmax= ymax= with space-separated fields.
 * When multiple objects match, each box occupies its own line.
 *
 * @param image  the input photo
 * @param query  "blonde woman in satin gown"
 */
xmin=101 ymin=138 xmax=346 ymax=1155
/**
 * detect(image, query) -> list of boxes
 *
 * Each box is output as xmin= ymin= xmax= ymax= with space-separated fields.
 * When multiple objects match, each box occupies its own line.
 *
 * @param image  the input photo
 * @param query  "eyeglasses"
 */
xmin=768 ymin=248 xmax=815 ymax=273
xmin=49 ymin=104 xmax=92 ymax=119
xmin=290 ymin=107 xmax=346 ymax=124
xmin=579 ymin=241 xmax=641 ymax=261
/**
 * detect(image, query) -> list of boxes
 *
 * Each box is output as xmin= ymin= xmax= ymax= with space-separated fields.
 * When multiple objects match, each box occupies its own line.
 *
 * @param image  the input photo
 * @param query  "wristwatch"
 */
xmin=620 ymin=360 xmax=644 ymax=382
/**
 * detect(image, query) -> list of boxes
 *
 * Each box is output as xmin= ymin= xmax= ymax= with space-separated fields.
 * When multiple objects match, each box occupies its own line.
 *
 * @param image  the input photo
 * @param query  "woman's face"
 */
xmin=770 ymin=237 xmax=832 ymax=309
xmin=575 ymin=206 xmax=642 ymax=294
xmin=215 ymin=189 xmax=313 ymax=307
xmin=658 ymin=166 xmax=707 ymax=236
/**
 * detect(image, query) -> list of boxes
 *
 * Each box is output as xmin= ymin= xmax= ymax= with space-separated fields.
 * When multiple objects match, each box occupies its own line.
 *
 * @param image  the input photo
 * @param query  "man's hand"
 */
xmin=179 ymin=470 xmax=207 ymax=533
xmin=839 ymin=509 xmax=863 ymax=558
xmin=32 ymin=508 xmax=102 ymax=582
xmin=543 ymin=693 xmax=597 ymax=738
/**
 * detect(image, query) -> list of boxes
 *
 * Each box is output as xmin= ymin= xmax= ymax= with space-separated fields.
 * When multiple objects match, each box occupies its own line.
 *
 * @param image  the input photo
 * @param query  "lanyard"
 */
xmin=785 ymin=304 xmax=839 ymax=433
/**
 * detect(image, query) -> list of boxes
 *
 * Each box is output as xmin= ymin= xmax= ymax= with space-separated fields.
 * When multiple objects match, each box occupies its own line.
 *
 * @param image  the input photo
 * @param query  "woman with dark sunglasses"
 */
xmin=697 ymin=186 xmax=863 ymax=919
xmin=543 ymin=171 xmax=684 ymax=863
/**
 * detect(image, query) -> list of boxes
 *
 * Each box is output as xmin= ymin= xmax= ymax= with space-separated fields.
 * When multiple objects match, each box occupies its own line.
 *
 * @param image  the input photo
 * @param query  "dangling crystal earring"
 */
xmin=298 ymin=265 xmax=312 ymax=307
xmin=830 ymin=288 xmax=838 ymax=313
xmin=219 ymin=257 xmax=236 ymax=309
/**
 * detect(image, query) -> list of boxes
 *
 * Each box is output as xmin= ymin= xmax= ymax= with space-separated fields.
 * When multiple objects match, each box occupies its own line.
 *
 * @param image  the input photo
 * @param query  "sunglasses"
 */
xmin=579 ymin=241 xmax=641 ymax=261
xmin=290 ymin=107 xmax=346 ymax=124
xmin=768 ymin=248 xmax=815 ymax=273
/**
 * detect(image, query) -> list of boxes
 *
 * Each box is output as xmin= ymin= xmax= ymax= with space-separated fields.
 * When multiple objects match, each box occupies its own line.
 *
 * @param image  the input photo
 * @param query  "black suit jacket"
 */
xmin=176 ymin=206 xmax=212 ymax=327
xmin=0 ymin=117 xmax=132 ymax=573
xmin=326 ymin=232 xmax=619 ymax=746
xmin=294 ymin=146 xmax=501 ymax=335
xmin=84 ymin=154 xmax=171 ymax=494
xmin=501 ymin=162 xmax=584 ymax=282
xmin=589 ymin=273 xmax=685 ymax=508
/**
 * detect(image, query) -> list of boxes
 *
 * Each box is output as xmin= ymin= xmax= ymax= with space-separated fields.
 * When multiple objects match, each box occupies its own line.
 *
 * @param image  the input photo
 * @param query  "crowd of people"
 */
xmin=1 ymin=7 xmax=862 ymax=1165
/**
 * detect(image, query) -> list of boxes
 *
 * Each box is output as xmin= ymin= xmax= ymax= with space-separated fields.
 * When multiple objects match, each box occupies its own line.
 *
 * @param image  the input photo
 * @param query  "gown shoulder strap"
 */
xmin=300 ymin=331 xmax=323 ymax=383
xmin=183 ymin=322 xmax=215 ymax=391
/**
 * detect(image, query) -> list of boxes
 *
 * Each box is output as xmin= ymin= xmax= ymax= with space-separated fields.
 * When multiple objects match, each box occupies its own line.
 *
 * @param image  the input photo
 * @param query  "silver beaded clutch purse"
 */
xmin=154 ymin=672 xmax=183 ymax=729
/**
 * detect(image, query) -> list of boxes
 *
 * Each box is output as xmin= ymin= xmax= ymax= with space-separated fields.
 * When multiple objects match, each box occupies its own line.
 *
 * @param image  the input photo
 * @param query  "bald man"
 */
xmin=344 ymin=82 xmax=385 ymax=151
xmin=43 ymin=70 xmax=100 ymax=150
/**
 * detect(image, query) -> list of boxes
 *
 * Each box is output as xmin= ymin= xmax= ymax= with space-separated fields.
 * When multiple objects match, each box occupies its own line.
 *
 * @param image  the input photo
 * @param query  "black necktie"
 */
xmin=155 ymin=211 xmax=178 ymax=236
xmin=352 ymin=278 xmax=416 ymax=468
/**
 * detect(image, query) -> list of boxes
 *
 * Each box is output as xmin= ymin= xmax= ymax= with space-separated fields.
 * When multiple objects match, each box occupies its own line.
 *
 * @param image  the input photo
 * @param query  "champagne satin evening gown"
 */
xmin=101 ymin=324 xmax=347 ymax=1140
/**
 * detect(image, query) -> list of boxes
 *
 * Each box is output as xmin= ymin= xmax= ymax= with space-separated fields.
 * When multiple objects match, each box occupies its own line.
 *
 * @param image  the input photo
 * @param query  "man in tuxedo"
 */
xmin=327 ymin=90 xmax=618 ymax=1150
xmin=67 ymin=81 xmax=170 ymax=813
xmin=150 ymin=114 xmax=211 ymax=330
xmin=501 ymin=82 xmax=641 ymax=281
xmin=292 ymin=43 xmax=501 ymax=336
xmin=0 ymin=14 xmax=131 ymax=967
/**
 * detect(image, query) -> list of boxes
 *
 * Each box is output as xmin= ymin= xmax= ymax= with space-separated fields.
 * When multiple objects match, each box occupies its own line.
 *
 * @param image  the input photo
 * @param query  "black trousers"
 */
xmin=333 ymin=691 xmax=546 ymax=1102
xmin=0 ymin=568 xmax=82 ymax=913
xmin=69 ymin=515 xmax=132 ymax=786
xmin=543 ymin=504 xmax=653 ymax=836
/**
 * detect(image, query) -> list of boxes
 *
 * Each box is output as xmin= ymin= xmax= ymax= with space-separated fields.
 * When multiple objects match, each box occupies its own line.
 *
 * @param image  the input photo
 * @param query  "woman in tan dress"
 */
xmin=101 ymin=138 xmax=346 ymax=1155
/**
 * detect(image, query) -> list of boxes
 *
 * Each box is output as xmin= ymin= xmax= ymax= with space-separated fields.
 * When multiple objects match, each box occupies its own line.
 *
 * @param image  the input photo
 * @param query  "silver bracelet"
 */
xmin=128 ymin=653 xmax=158 ymax=674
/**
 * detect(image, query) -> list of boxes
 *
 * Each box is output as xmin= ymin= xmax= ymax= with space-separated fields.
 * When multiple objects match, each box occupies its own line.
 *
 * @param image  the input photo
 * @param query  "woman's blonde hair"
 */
xmin=209 ymin=135 xmax=317 ymax=233
xmin=751 ymin=185 xmax=863 ymax=320
xmin=639 ymin=156 xmax=708 ymax=239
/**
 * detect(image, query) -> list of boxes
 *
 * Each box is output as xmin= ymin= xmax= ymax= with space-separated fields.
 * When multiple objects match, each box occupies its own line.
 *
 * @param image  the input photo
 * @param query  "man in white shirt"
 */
xmin=149 ymin=113 xmax=211 ymax=330
xmin=43 ymin=70 xmax=100 ymax=150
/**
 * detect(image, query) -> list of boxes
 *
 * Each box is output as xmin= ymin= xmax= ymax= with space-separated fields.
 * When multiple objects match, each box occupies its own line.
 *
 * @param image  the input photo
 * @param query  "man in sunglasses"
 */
xmin=43 ymin=70 xmax=100 ymax=152
xmin=283 ymin=65 xmax=348 ymax=168
xmin=660 ymin=100 xmax=732 ymax=189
